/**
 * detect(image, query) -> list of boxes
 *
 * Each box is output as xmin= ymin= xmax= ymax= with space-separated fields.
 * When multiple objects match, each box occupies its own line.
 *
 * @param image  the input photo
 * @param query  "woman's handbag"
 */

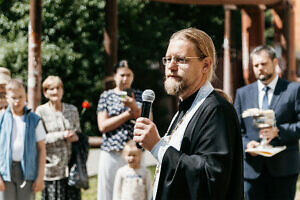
xmin=68 ymin=133 xmax=89 ymax=190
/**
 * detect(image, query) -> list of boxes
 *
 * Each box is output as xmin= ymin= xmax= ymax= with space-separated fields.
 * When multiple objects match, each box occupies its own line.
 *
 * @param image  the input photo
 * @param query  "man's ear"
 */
xmin=273 ymin=58 xmax=278 ymax=67
xmin=202 ymin=57 xmax=212 ymax=73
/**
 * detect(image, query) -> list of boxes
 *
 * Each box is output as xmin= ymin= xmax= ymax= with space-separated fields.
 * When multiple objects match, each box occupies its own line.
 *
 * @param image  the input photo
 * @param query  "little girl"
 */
xmin=113 ymin=140 xmax=152 ymax=200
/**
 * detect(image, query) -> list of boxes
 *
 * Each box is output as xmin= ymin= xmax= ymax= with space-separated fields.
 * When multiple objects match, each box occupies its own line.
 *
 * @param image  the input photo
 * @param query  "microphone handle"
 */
xmin=141 ymin=101 xmax=152 ymax=118
xmin=136 ymin=101 xmax=152 ymax=149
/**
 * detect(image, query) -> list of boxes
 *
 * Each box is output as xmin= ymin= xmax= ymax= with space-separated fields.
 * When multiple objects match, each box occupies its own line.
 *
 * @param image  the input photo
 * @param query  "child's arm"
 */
xmin=113 ymin=169 xmax=123 ymax=200
xmin=32 ymin=140 xmax=46 ymax=192
xmin=0 ymin=176 xmax=5 ymax=191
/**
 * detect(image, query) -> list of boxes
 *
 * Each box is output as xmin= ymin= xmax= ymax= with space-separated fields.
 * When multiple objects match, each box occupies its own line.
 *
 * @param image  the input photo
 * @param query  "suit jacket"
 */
xmin=234 ymin=78 xmax=300 ymax=179
xmin=156 ymin=91 xmax=244 ymax=200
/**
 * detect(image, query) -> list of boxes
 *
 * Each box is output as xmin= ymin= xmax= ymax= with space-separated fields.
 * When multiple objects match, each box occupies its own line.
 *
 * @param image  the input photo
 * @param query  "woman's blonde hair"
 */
xmin=42 ymin=75 xmax=63 ymax=93
xmin=170 ymin=27 xmax=217 ymax=82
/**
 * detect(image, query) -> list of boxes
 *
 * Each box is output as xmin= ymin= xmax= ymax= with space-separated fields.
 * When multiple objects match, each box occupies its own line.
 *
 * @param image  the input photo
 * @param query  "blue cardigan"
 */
xmin=0 ymin=106 xmax=40 ymax=181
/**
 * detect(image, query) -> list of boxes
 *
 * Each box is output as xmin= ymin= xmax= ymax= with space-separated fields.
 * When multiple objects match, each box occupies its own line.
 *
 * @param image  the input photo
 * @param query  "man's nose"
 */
xmin=166 ymin=60 xmax=178 ymax=71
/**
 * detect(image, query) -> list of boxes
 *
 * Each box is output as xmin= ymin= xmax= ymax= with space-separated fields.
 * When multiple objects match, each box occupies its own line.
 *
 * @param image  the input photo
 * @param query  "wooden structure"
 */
xmin=28 ymin=0 xmax=42 ymax=111
xmin=103 ymin=0 xmax=297 ymax=98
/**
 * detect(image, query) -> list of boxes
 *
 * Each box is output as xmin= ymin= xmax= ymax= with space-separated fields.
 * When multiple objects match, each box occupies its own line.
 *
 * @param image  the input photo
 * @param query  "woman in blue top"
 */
xmin=97 ymin=60 xmax=143 ymax=200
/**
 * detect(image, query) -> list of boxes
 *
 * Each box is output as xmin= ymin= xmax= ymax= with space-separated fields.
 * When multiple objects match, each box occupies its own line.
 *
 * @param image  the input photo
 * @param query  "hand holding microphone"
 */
xmin=134 ymin=90 xmax=161 ymax=151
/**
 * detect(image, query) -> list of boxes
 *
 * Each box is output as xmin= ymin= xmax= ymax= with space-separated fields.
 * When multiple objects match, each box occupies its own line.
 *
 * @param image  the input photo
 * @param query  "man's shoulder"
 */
xmin=204 ymin=91 xmax=235 ymax=112
xmin=236 ymin=82 xmax=257 ymax=93
xmin=283 ymin=79 xmax=300 ymax=89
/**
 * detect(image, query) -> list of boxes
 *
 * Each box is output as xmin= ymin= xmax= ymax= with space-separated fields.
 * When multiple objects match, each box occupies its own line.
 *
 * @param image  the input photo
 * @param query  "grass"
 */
xmin=35 ymin=166 xmax=155 ymax=200
xmin=36 ymin=167 xmax=300 ymax=200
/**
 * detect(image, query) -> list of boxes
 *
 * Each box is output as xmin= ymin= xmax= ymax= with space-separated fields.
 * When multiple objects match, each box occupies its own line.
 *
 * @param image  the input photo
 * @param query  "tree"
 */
xmin=0 ymin=0 xmax=226 ymax=135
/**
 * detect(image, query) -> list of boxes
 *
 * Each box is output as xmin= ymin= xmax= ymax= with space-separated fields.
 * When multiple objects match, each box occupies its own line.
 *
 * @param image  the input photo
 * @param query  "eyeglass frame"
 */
xmin=162 ymin=55 xmax=206 ymax=66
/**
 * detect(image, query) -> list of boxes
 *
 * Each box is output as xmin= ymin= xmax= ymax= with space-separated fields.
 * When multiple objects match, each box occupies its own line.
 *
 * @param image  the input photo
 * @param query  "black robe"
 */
xmin=155 ymin=91 xmax=244 ymax=200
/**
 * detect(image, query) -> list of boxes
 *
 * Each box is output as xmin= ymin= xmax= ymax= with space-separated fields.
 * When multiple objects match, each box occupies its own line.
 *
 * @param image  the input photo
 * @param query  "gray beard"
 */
xmin=164 ymin=77 xmax=186 ymax=96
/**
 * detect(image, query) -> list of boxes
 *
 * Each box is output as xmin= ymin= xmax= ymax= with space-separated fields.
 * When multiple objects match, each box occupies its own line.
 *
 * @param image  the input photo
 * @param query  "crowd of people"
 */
xmin=0 ymin=27 xmax=300 ymax=200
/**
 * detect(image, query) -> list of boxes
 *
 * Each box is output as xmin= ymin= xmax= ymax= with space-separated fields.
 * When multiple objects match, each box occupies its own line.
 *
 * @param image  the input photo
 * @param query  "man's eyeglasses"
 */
xmin=162 ymin=56 xmax=206 ymax=66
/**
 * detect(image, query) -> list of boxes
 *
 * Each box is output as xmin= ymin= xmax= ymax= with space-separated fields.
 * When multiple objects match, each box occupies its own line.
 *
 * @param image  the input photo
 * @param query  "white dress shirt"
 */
xmin=257 ymin=75 xmax=278 ymax=109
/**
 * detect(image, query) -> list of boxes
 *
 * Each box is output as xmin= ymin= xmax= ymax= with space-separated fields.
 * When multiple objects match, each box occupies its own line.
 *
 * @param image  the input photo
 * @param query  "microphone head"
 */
xmin=142 ymin=89 xmax=155 ymax=103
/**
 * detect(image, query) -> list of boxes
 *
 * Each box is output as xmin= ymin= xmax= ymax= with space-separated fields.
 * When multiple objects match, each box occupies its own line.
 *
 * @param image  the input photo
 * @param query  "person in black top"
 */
xmin=133 ymin=27 xmax=244 ymax=200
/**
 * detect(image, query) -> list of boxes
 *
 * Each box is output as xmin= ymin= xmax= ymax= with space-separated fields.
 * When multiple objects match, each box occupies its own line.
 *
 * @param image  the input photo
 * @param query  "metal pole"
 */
xmin=28 ymin=0 xmax=42 ymax=111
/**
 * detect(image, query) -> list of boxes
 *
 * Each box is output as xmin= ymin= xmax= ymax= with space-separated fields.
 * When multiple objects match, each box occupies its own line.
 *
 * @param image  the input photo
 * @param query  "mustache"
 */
xmin=165 ymin=73 xmax=181 ymax=78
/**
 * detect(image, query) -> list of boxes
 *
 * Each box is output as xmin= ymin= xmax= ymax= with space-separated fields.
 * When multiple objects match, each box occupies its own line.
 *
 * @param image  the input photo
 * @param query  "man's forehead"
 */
xmin=252 ymin=51 xmax=272 ymax=62
xmin=167 ymin=39 xmax=196 ymax=55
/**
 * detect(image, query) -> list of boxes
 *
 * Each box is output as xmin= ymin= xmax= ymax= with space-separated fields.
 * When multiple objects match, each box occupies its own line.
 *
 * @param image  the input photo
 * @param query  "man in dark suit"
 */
xmin=234 ymin=45 xmax=300 ymax=200
xmin=133 ymin=28 xmax=244 ymax=200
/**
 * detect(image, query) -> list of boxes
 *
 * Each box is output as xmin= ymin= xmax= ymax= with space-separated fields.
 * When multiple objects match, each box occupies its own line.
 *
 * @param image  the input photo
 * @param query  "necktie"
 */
xmin=262 ymin=86 xmax=270 ymax=110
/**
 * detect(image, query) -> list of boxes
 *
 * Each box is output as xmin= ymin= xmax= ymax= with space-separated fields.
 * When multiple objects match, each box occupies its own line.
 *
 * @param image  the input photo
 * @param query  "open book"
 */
xmin=246 ymin=145 xmax=286 ymax=157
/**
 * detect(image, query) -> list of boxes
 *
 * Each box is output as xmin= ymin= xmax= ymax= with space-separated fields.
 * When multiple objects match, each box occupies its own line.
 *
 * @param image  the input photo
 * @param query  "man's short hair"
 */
xmin=5 ymin=79 xmax=25 ymax=92
xmin=169 ymin=28 xmax=217 ymax=82
xmin=250 ymin=45 xmax=277 ymax=62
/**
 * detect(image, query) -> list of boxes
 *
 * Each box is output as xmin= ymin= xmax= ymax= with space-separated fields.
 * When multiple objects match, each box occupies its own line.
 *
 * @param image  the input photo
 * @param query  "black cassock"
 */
xmin=155 ymin=91 xmax=244 ymax=200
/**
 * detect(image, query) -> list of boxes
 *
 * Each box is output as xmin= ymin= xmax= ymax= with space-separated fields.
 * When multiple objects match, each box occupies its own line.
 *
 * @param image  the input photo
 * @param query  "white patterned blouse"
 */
xmin=35 ymin=102 xmax=82 ymax=181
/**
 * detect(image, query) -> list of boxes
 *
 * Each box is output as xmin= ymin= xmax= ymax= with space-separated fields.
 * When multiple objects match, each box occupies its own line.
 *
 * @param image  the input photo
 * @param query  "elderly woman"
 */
xmin=36 ymin=75 xmax=81 ymax=200
xmin=97 ymin=60 xmax=143 ymax=200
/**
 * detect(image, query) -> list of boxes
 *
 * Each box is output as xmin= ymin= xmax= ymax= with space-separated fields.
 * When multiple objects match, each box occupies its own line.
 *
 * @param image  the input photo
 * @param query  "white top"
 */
xmin=113 ymin=165 xmax=152 ymax=200
xmin=151 ymin=81 xmax=214 ymax=199
xmin=257 ymin=75 xmax=278 ymax=109
xmin=11 ymin=115 xmax=46 ymax=161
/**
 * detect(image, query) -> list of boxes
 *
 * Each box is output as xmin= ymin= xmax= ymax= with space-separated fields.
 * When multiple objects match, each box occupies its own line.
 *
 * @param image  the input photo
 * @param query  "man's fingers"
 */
xmin=133 ymin=133 xmax=144 ymax=143
xmin=136 ymin=117 xmax=151 ymax=125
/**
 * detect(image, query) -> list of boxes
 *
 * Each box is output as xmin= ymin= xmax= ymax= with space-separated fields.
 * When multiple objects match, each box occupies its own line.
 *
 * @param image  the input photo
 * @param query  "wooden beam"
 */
xmin=284 ymin=3 xmax=296 ymax=81
xmin=104 ymin=0 xmax=118 ymax=89
xmin=223 ymin=6 xmax=233 ymax=98
xmin=28 ymin=0 xmax=42 ymax=111
xmin=272 ymin=2 xmax=297 ymax=81
xmin=241 ymin=6 xmax=265 ymax=84
xmin=151 ymin=0 xmax=284 ymax=6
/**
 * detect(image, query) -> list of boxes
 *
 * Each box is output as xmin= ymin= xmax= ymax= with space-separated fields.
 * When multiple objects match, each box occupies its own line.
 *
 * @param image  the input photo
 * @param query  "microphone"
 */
xmin=136 ymin=89 xmax=155 ymax=149
xmin=141 ymin=89 xmax=155 ymax=118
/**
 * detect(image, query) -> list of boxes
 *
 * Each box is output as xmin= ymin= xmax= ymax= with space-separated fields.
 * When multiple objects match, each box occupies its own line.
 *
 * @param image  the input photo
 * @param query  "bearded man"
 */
xmin=234 ymin=45 xmax=300 ymax=200
xmin=133 ymin=28 xmax=244 ymax=200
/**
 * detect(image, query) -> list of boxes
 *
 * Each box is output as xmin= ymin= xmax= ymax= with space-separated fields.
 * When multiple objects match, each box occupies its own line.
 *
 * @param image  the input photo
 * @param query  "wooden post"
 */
xmin=272 ymin=2 xmax=297 ymax=81
xmin=223 ymin=6 xmax=233 ymax=97
xmin=285 ymin=2 xmax=297 ymax=81
xmin=104 ymin=0 xmax=118 ymax=89
xmin=241 ymin=6 xmax=265 ymax=84
xmin=28 ymin=0 xmax=42 ymax=111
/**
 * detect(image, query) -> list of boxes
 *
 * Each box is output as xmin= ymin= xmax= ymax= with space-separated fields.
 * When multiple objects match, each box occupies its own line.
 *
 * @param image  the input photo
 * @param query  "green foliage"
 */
xmin=265 ymin=9 xmax=274 ymax=46
xmin=117 ymin=1 xmax=225 ymax=133
xmin=0 ymin=0 xmax=105 ymax=136
xmin=0 ymin=0 xmax=225 ymax=135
